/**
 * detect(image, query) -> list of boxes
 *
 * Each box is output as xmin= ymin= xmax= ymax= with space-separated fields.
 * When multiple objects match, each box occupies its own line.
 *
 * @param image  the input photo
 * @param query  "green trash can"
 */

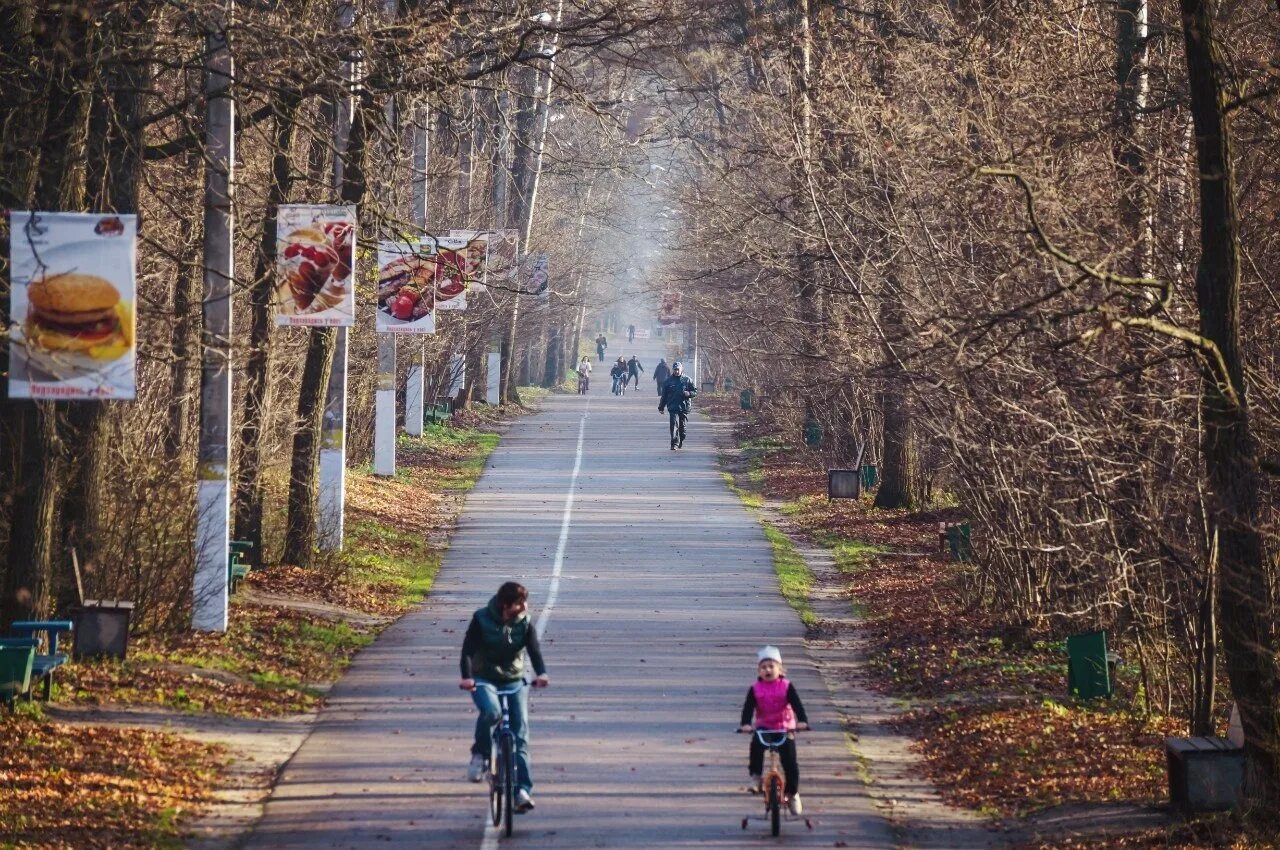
xmin=860 ymin=464 xmax=878 ymax=489
xmin=946 ymin=522 xmax=971 ymax=562
xmin=723 ymin=377 xmax=734 ymax=391
xmin=803 ymin=417 xmax=823 ymax=448
xmin=1067 ymin=630 xmax=1113 ymax=700
xmin=740 ymin=389 xmax=754 ymax=410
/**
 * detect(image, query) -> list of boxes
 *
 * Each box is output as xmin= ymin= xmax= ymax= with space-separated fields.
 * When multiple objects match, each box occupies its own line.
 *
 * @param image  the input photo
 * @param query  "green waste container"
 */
xmin=740 ymin=389 xmax=754 ymax=410
xmin=946 ymin=522 xmax=971 ymax=562
xmin=860 ymin=464 xmax=878 ymax=489
xmin=1067 ymin=630 xmax=1113 ymax=700
xmin=803 ymin=417 xmax=823 ymax=448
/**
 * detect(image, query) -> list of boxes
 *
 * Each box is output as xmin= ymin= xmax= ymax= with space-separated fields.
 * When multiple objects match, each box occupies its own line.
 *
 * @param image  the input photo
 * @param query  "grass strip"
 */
xmin=763 ymin=522 xmax=816 ymax=628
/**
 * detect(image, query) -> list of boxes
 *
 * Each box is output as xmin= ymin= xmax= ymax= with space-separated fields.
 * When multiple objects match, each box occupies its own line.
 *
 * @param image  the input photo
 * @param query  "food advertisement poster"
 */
xmin=448 ymin=230 xmax=491 ymax=293
xmin=433 ymin=236 xmax=470 ymax=311
xmin=658 ymin=290 xmax=682 ymax=325
xmin=489 ymin=229 xmax=520 ymax=284
xmin=377 ymin=240 xmax=436 ymax=334
xmin=7 ymin=211 xmax=138 ymax=400
xmin=275 ymin=205 xmax=356 ymax=327
xmin=525 ymin=253 xmax=549 ymax=298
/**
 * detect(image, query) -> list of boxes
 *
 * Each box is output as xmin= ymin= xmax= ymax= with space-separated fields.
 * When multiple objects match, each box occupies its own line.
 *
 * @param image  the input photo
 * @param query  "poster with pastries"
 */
xmin=275 ymin=204 xmax=356 ymax=327
xmin=432 ymin=236 xmax=469 ymax=311
xmin=376 ymin=240 xmax=436 ymax=334
xmin=7 ymin=211 xmax=138 ymax=400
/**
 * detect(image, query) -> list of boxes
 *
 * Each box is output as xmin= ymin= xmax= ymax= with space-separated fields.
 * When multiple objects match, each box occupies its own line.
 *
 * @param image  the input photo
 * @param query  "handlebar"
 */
xmin=471 ymin=679 xmax=528 ymax=696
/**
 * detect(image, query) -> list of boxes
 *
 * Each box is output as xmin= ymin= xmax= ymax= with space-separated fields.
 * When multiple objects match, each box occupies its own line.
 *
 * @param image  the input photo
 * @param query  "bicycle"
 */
xmin=739 ymin=729 xmax=813 ymax=836
xmin=577 ymin=373 xmax=589 ymax=394
xmin=474 ymin=680 xmax=526 ymax=837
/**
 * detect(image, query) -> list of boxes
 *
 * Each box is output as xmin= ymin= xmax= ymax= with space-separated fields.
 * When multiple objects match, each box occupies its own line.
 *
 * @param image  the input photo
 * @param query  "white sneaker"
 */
xmin=748 ymin=774 xmax=762 ymax=794
xmin=788 ymin=793 xmax=803 ymax=816
xmin=467 ymin=754 xmax=486 ymax=783
xmin=515 ymin=788 xmax=535 ymax=812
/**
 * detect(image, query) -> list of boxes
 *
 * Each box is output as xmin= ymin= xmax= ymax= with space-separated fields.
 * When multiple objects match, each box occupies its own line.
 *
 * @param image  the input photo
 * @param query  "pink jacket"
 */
xmin=751 ymin=678 xmax=797 ymax=730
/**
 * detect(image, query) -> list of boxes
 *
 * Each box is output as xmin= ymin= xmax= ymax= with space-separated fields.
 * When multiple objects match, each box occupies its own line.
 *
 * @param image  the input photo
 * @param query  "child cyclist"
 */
xmin=738 ymin=645 xmax=809 ymax=815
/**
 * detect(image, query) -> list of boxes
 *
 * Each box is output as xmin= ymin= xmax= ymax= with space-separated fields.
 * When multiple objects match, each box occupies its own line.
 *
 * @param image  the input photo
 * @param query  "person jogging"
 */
xmin=657 ymin=361 xmax=697 ymax=449
xmin=627 ymin=355 xmax=644 ymax=389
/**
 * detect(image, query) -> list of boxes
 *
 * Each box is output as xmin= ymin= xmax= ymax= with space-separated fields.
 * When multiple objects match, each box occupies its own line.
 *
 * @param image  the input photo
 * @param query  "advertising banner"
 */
xmin=8 ymin=211 xmax=138 ymax=400
xmin=489 ymin=229 xmax=520 ymax=285
xmin=432 ymin=236 xmax=469 ymax=311
xmin=658 ymin=290 xmax=682 ymax=325
xmin=448 ymin=230 xmax=491 ymax=293
xmin=524 ymin=253 xmax=549 ymax=298
xmin=275 ymin=204 xmax=356 ymax=327
xmin=377 ymin=240 xmax=436 ymax=334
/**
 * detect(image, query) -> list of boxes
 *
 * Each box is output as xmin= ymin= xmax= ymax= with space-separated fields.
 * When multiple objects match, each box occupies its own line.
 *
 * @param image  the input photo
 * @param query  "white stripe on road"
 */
xmin=536 ymin=405 xmax=587 ymax=637
xmin=481 ymin=401 xmax=588 ymax=850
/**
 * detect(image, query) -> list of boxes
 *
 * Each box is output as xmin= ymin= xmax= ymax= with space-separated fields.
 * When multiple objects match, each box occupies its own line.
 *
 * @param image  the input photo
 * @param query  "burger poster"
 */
xmin=376 ymin=240 xmax=436 ymax=334
xmin=275 ymin=205 xmax=356 ymax=327
xmin=433 ymin=236 xmax=469 ymax=311
xmin=658 ymin=290 xmax=682 ymax=325
xmin=7 ymin=211 xmax=137 ymax=400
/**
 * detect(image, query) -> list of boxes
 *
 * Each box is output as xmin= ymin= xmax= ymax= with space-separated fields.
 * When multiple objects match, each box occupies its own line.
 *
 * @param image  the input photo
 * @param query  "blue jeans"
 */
xmin=471 ymin=683 xmax=532 ymax=792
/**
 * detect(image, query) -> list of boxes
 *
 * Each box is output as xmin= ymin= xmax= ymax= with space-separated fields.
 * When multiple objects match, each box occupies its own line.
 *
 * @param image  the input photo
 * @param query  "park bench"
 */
xmin=0 ymin=643 xmax=35 ymax=707
xmin=426 ymin=398 xmax=453 ymax=425
xmin=228 ymin=539 xmax=254 ymax=594
xmin=6 ymin=620 xmax=73 ymax=700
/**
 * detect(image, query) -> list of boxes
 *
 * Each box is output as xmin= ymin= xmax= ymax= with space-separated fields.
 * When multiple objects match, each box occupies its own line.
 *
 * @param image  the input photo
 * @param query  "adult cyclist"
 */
xmin=657 ymin=361 xmax=698 ymax=449
xmin=460 ymin=582 xmax=550 ymax=813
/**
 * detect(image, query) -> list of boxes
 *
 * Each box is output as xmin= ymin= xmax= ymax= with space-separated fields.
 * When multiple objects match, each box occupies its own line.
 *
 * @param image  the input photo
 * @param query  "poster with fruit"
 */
xmin=7 ymin=211 xmax=138 ymax=400
xmin=376 ymin=240 xmax=436 ymax=333
xmin=433 ymin=236 xmax=469 ymax=311
xmin=275 ymin=205 xmax=356 ymax=327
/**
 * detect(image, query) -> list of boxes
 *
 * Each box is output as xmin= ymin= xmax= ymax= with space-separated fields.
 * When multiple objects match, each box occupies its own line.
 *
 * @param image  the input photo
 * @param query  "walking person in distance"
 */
xmin=657 ymin=361 xmax=697 ymax=449
xmin=652 ymin=358 xmax=671 ymax=396
xmin=627 ymin=354 xmax=644 ymax=389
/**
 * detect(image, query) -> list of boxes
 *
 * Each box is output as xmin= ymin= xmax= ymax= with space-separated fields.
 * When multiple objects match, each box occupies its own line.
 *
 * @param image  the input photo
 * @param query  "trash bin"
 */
xmin=73 ymin=600 xmax=135 ymax=660
xmin=804 ymin=417 xmax=823 ymax=448
xmin=740 ymin=389 xmax=754 ymax=410
xmin=1067 ymin=630 xmax=1112 ymax=700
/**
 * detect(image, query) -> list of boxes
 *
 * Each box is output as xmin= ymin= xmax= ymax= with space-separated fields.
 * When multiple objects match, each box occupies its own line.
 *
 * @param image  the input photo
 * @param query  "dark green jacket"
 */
xmin=658 ymin=375 xmax=698 ymax=415
xmin=459 ymin=596 xmax=546 ymax=683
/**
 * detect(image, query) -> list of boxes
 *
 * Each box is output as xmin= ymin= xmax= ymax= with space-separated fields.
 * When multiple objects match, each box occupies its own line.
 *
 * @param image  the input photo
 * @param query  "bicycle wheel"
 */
xmin=767 ymin=774 xmax=783 ymax=836
xmin=489 ymin=744 xmax=502 ymax=827
xmin=501 ymin=733 xmax=515 ymax=837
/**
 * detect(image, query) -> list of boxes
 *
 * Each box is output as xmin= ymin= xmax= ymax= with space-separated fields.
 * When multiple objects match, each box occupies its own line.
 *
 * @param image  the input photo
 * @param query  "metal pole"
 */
xmin=404 ymin=106 xmax=429 ymax=436
xmin=193 ymin=0 xmax=235 ymax=631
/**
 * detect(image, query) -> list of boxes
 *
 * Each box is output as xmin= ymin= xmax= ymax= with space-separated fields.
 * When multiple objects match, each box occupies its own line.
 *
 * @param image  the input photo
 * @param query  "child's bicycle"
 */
xmin=475 ymin=680 xmax=527 ymax=837
xmin=740 ymin=729 xmax=813 ymax=836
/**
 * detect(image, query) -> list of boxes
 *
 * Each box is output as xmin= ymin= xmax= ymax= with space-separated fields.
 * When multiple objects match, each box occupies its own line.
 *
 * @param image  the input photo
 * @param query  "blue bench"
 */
xmin=7 ymin=620 xmax=73 ymax=701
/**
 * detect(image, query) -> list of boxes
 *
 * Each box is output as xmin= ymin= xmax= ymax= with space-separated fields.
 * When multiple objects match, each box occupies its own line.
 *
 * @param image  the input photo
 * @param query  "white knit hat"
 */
xmin=757 ymin=645 xmax=782 ymax=664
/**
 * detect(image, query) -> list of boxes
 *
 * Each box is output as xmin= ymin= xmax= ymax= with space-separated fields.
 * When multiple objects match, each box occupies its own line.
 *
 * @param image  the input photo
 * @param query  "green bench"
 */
xmin=0 ymin=644 xmax=35 ymax=707
xmin=228 ymin=539 xmax=254 ymax=594
xmin=426 ymin=398 xmax=453 ymax=424
xmin=6 ymin=620 xmax=73 ymax=701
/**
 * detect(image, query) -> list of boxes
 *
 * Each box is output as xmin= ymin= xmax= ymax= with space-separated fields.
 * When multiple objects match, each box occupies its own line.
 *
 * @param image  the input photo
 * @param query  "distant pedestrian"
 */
xmin=657 ymin=361 xmax=697 ymax=449
xmin=627 ymin=355 xmax=644 ymax=388
xmin=652 ymin=358 xmax=670 ymax=395
xmin=595 ymin=333 xmax=607 ymax=362
xmin=738 ymin=645 xmax=808 ymax=815
xmin=628 ymin=324 xmax=636 ymax=343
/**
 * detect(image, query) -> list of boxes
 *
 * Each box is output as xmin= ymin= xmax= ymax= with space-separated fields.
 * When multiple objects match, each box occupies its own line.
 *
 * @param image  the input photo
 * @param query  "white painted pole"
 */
xmin=318 ymin=8 xmax=353 ymax=550
xmin=404 ymin=108 xmax=428 ymax=437
xmin=193 ymin=0 xmax=235 ymax=632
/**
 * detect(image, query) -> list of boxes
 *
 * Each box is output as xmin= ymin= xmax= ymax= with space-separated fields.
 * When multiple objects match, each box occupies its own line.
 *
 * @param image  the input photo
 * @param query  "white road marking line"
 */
xmin=480 ymin=401 xmax=588 ymax=849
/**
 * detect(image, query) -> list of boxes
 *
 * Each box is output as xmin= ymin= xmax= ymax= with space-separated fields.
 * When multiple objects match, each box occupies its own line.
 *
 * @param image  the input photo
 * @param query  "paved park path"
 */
xmin=242 ymin=338 xmax=894 ymax=849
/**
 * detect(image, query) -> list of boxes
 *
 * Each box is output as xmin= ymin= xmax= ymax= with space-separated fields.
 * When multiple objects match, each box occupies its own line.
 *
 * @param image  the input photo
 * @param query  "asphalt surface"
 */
xmin=242 ymin=337 xmax=893 ymax=849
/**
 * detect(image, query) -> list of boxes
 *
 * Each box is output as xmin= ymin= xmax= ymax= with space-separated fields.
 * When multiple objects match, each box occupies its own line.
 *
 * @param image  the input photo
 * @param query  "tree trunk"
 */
xmin=235 ymin=95 xmax=300 ymax=565
xmin=283 ymin=329 xmax=336 ymax=567
xmin=1179 ymin=0 xmax=1278 ymax=801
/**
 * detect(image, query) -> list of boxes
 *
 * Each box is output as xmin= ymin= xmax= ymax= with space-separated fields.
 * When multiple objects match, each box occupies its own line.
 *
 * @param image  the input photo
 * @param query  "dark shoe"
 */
xmin=678 ymin=437 xmax=684 ymax=448
xmin=670 ymin=440 xmax=677 ymax=450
